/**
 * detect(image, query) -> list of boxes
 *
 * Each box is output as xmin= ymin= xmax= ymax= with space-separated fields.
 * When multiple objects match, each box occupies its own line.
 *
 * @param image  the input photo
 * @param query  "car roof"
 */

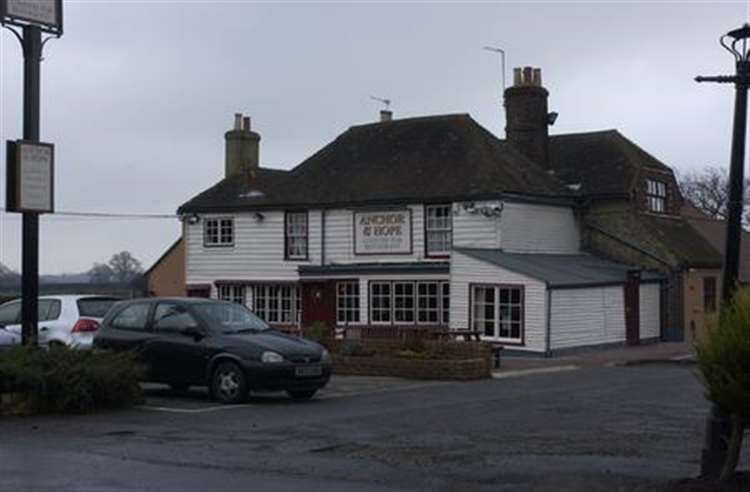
xmin=0 ymin=295 xmax=122 ymax=306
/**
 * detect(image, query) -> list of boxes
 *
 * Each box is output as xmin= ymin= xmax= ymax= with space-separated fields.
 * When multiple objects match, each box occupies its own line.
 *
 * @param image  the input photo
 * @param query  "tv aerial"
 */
xmin=370 ymin=95 xmax=391 ymax=110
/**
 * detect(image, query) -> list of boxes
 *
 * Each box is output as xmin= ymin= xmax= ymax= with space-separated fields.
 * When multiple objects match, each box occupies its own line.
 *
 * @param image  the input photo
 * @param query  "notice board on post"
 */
xmin=6 ymin=140 xmax=55 ymax=214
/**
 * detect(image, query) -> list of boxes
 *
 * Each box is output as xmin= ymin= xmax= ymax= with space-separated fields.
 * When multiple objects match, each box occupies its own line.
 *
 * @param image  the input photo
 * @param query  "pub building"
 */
xmin=177 ymin=67 xmax=721 ymax=354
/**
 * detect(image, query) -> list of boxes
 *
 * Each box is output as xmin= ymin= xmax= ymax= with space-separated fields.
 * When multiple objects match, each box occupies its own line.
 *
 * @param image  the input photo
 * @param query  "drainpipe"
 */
xmin=545 ymin=286 xmax=552 ymax=357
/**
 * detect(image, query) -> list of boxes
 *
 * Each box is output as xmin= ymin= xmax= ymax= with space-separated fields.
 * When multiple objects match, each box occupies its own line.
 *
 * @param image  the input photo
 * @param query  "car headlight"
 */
xmin=321 ymin=348 xmax=332 ymax=364
xmin=261 ymin=351 xmax=284 ymax=363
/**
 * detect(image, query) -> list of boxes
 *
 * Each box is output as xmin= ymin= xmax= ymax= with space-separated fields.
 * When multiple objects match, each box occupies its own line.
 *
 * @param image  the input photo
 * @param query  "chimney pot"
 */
xmin=243 ymin=116 xmax=251 ymax=131
xmin=513 ymin=68 xmax=522 ymax=86
xmin=380 ymin=110 xmax=393 ymax=122
xmin=522 ymin=67 xmax=533 ymax=85
xmin=234 ymin=113 xmax=242 ymax=130
xmin=532 ymin=68 xmax=542 ymax=86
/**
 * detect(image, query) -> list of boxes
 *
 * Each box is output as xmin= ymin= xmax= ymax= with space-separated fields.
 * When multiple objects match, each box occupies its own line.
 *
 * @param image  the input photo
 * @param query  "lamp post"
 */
xmin=695 ymin=23 xmax=750 ymax=479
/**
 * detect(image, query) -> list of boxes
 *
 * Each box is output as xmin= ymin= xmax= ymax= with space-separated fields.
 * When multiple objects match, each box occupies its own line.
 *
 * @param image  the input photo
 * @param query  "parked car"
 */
xmin=93 ymin=298 xmax=332 ymax=404
xmin=0 ymin=295 xmax=121 ymax=349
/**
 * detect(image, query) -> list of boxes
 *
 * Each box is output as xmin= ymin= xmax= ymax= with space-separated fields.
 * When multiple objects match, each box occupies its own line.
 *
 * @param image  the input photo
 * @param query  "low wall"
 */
xmin=325 ymin=339 xmax=492 ymax=380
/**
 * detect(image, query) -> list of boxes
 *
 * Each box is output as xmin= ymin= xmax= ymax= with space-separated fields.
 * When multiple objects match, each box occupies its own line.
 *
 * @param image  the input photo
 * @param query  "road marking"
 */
xmin=138 ymin=404 xmax=255 ymax=414
xmin=491 ymin=365 xmax=579 ymax=379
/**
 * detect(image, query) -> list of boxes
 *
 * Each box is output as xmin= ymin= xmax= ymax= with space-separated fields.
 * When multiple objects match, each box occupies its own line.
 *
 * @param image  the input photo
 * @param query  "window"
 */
xmin=442 ymin=282 xmax=450 ymax=325
xmin=0 ymin=301 xmax=20 ymax=325
xmin=218 ymin=285 xmax=245 ymax=305
xmin=77 ymin=297 xmax=119 ymax=318
xmin=111 ymin=303 xmax=151 ymax=331
xmin=38 ymin=300 xmax=61 ymax=322
xmin=369 ymin=281 xmax=449 ymax=325
xmin=336 ymin=281 xmax=360 ymax=324
xmin=251 ymin=285 xmax=300 ymax=325
xmin=285 ymin=211 xmax=309 ymax=260
xmin=417 ymin=282 xmax=439 ymax=324
xmin=204 ymin=218 xmax=234 ymax=246
xmin=394 ymin=282 xmax=416 ymax=323
xmin=471 ymin=285 xmax=523 ymax=343
xmin=425 ymin=205 xmax=452 ymax=256
xmin=370 ymin=282 xmax=392 ymax=324
xmin=153 ymin=303 xmax=199 ymax=333
xmin=646 ymin=179 xmax=667 ymax=213
xmin=704 ymin=277 xmax=717 ymax=313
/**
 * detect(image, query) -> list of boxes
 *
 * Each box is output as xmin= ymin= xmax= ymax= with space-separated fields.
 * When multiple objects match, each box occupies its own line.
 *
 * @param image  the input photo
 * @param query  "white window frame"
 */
xmin=394 ymin=282 xmax=416 ymax=323
xmin=251 ymin=284 xmax=301 ymax=326
xmin=369 ymin=282 xmax=393 ymax=325
xmin=336 ymin=281 xmax=361 ymax=325
xmin=472 ymin=284 xmax=524 ymax=343
xmin=369 ymin=280 xmax=449 ymax=326
xmin=285 ymin=211 xmax=309 ymax=260
xmin=204 ymin=217 xmax=234 ymax=247
xmin=217 ymin=284 xmax=245 ymax=305
xmin=646 ymin=179 xmax=667 ymax=213
xmin=425 ymin=204 xmax=452 ymax=256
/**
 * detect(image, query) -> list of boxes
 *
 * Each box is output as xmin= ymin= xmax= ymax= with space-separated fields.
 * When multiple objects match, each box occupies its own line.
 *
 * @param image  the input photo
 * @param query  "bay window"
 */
xmin=251 ymin=284 xmax=301 ymax=325
xmin=217 ymin=284 xmax=245 ymax=305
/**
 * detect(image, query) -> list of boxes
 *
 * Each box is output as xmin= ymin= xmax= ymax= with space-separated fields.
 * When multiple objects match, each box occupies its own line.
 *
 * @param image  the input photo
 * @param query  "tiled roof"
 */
xmin=178 ymin=114 xmax=571 ymax=213
xmin=549 ymin=130 xmax=671 ymax=196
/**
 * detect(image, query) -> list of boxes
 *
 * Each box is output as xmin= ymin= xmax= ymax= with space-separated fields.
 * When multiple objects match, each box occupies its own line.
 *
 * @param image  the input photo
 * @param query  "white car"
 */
xmin=0 ymin=295 xmax=121 ymax=349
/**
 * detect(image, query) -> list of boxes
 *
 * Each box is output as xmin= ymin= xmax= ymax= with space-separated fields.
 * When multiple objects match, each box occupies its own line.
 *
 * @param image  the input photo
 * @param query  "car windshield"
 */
xmin=194 ymin=302 xmax=271 ymax=334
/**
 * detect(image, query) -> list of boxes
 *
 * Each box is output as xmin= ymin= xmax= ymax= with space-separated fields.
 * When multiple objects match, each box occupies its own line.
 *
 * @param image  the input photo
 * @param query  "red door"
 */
xmin=625 ymin=270 xmax=641 ymax=346
xmin=301 ymin=281 xmax=336 ymax=329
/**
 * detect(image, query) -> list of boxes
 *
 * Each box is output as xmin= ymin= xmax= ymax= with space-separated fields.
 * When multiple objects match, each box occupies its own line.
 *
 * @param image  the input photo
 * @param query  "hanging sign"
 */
xmin=354 ymin=209 xmax=412 ymax=255
xmin=6 ymin=140 xmax=55 ymax=214
xmin=0 ymin=0 xmax=63 ymax=35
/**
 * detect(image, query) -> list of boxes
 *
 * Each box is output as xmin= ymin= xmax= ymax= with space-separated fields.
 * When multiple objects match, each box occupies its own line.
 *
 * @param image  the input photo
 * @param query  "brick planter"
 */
xmin=326 ymin=339 xmax=492 ymax=380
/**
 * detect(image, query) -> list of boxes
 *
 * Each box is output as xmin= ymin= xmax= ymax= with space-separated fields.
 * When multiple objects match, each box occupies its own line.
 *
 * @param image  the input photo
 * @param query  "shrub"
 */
xmin=695 ymin=286 xmax=750 ymax=481
xmin=0 ymin=346 xmax=144 ymax=414
xmin=338 ymin=340 xmax=376 ymax=357
xmin=303 ymin=321 xmax=331 ymax=343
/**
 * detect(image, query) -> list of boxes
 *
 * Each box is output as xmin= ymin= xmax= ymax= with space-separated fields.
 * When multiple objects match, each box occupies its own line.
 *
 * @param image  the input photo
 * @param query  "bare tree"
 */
xmin=87 ymin=251 xmax=143 ymax=283
xmin=677 ymin=166 xmax=750 ymax=227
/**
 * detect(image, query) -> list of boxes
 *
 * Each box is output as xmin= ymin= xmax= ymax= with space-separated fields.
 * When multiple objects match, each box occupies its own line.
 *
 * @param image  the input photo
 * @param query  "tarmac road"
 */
xmin=0 ymin=365 xmax=739 ymax=491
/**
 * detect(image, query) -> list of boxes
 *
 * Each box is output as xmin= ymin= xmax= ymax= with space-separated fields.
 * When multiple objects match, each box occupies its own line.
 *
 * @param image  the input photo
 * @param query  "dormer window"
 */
xmin=646 ymin=179 xmax=667 ymax=213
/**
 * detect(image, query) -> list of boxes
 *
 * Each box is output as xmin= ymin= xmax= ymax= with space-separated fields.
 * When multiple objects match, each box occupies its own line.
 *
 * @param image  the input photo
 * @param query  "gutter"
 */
xmin=545 ymin=287 xmax=552 ymax=357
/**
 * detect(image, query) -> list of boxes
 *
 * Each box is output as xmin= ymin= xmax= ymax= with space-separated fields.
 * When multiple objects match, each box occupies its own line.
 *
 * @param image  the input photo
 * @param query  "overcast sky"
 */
xmin=0 ymin=0 xmax=747 ymax=274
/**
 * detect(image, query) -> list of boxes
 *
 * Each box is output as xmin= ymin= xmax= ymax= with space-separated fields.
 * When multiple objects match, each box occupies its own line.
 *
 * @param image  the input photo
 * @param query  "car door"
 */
xmin=147 ymin=302 xmax=209 ymax=385
xmin=102 ymin=302 xmax=158 ymax=377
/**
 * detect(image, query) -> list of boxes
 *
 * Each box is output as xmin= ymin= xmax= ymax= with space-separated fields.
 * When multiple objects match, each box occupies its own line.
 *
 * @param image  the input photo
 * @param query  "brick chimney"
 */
xmin=225 ymin=112 xmax=260 ymax=178
xmin=504 ymin=67 xmax=553 ymax=167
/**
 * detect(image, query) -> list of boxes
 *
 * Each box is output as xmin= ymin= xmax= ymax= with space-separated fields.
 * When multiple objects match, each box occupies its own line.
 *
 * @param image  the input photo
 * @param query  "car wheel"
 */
xmin=210 ymin=362 xmax=247 ymax=404
xmin=169 ymin=382 xmax=190 ymax=393
xmin=288 ymin=389 xmax=317 ymax=401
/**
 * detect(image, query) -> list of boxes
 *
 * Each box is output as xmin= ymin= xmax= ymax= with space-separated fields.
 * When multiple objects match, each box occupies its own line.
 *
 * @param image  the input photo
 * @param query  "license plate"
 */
xmin=295 ymin=365 xmax=322 ymax=377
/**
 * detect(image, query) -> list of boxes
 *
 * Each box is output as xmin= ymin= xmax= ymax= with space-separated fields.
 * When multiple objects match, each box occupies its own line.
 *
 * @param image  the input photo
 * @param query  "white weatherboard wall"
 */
xmin=452 ymin=202 xmax=501 ymax=249
xmin=639 ymin=283 xmax=661 ymax=340
xmin=185 ymin=211 xmax=321 ymax=287
xmin=549 ymin=286 xmax=626 ymax=350
xmin=450 ymin=250 xmax=547 ymax=353
xmin=500 ymin=202 xmax=580 ymax=254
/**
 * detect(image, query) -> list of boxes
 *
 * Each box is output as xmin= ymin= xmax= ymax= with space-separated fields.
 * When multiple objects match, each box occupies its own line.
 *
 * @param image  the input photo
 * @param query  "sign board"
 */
xmin=0 ymin=0 xmax=62 ymax=35
xmin=6 ymin=140 xmax=55 ymax=213
xmin=354 ymin=209 xmax=412 ymax=255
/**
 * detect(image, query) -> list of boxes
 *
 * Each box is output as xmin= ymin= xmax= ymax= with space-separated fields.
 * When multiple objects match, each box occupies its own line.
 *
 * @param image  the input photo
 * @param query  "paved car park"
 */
xmin=2 ymin=364 xmax=746 ymax=492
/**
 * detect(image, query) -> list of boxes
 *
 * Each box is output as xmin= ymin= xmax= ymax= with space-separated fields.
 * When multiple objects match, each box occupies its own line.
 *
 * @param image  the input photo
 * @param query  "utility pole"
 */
xmin=2 ymin=0 xmax=63 ymax=346
xmin=695 ymin=22 xmax=750 ymax=479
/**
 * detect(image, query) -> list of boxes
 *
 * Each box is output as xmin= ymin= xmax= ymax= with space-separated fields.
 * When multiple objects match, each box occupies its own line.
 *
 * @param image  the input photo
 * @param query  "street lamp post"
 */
xmin=695 ymin=23 xmax=750 ymax=479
